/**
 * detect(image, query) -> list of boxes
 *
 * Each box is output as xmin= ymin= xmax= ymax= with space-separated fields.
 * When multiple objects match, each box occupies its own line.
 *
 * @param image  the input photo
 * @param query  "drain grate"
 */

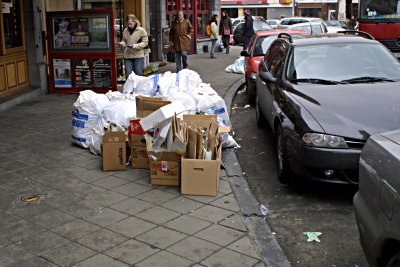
xmin=20 ymin=194 xmax=47 ymax=204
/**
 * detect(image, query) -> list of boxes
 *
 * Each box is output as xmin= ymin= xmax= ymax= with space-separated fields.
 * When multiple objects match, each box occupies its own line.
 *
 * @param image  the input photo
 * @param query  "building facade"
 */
xmin=221 ymin=0 xmax=292 ymax=20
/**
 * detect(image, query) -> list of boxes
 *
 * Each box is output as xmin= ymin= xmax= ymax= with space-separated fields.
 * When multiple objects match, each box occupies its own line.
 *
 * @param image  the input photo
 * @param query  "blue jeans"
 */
xmin=175 ymin=50 xmax=189 ymax=72
xmin=125 ymin=58 xmax=144 ymax=77
xmin=243 ymin=36 xmax=252 ymax=50
xmin=210 ymin=39 xmax=218 ymax=57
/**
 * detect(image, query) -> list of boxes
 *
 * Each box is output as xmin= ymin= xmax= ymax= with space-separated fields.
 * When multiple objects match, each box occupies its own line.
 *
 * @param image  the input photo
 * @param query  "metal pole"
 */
xmin=292 ymin=0 xmax=295 ymax=17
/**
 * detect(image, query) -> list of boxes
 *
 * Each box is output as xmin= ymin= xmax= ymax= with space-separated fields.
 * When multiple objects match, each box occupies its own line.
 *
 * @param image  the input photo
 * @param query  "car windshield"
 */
xmin=286 ymin=42 xmax=400 ymax=83
xmin=326 ymin=20 xmax=340 ymax=27
xmin=253 ymin=35 xmax=277 ymax=56
xmin=360 ymin=0 xmax=400 ymax=20
xmin=232 ymin=20 xmax=243 ymax=27
xmin=254 ymin=22 xmax=272 ymax=31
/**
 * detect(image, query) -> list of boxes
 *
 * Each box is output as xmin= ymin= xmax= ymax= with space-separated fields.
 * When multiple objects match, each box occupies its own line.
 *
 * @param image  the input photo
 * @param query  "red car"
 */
xmin=240 ymin=30 xmax=306 ymax=104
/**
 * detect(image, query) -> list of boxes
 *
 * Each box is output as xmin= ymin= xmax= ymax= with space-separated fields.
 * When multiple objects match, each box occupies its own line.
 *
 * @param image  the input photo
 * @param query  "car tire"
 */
xmin=387 ymin=252 xmax=400 ymax=267
xmin=276 ymin=126 xmax=293 ymax=184
xmin=255 ymin=95 xmax=266 ymax=128
xmin=246 ymin=77 xmax=256 ymax=105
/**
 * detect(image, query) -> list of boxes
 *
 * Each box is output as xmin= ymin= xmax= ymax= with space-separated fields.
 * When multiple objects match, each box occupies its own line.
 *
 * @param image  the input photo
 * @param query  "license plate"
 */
xmin=394 ymin=52 xmax=400 ymax=58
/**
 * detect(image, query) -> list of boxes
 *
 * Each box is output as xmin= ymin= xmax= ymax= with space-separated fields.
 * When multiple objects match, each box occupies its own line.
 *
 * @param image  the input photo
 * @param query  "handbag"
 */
xmin=224 ymin=28 xmax=230 ymax=36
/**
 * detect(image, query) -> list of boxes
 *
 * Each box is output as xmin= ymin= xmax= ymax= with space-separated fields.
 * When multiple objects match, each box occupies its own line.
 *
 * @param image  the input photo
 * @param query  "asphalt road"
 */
xmin=231 ymin=87 xmax=369 ymax=267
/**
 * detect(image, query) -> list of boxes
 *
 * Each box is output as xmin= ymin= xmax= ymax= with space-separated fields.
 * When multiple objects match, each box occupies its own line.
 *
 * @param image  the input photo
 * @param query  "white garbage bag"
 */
xmin=123 ymin=72 xmax=149 ymax=94
xmin=221 ymin=133 xmax=240 ymax=148
xmin=102 ymin=94 xmax=137 ymax=128
xmin=165 ymin=90 xmax=197 ymax=114
xmin=71 ymin=90 xmax=110 ymax=148
xmin=88 ymin=118 xmax=107 ymax=155
xmin=225 ymin=57 xmax=245 ymax=74
xmin=175 ymin=69 xmax=202 ymax=93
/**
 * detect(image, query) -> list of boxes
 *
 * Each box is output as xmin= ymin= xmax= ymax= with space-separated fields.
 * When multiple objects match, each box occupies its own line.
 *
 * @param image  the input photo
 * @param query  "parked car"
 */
xmin=326 ymin=20 xmax=348 ymax=29
xmin=288 ymin=21 xmax=328 ymax=34
xmin=266 ymin=19 xmax=280 ymax=29
xmin=233 ymin=21 xmax=272 ymax=45
xmin=255 ymin=32 xmax=400 ymax=184
xmin=354 ymin=130 xmax=400 ymax=267
xmin=240 ymin=30 xmax=306 ymax=104
xmin=279 ymin=17 xmax=324 ymax=27
xmin=232 ymin=16 xmax=266 ymax=32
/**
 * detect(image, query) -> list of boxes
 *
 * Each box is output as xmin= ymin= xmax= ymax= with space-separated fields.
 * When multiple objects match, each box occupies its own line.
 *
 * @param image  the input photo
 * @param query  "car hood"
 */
xmin=289 ymin=82 xmax=400 ymax=140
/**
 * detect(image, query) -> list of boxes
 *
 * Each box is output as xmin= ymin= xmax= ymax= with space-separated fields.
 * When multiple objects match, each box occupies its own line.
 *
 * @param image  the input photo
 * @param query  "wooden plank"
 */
xmin=6 ymin=63 xmax=17 ymax=88
xmin=0 ymin=66 xmax=5 ymax=91
xmin=17 ymin=60 xmax=27 ymax=85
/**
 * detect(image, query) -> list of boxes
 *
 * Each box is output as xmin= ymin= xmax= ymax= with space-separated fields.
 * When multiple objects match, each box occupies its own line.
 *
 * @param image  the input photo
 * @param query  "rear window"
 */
xmin=252 ymin=35 xmax=277 ymax=56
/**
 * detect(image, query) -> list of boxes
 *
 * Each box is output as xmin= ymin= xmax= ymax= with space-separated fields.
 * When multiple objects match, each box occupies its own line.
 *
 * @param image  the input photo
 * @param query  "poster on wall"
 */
xmin=90 ymin=17 xmax=108 ymax=48
xmin=93 ymin=59 xmax=112 ymax=88
xmin=74 ymin=59 xmax=92 ymax=88
xmin=53 ymin=18 xmax=72 ymax=48
xmin=53 ymin=59 xmax=72 ymax=88
xmin=71 ymin=18 xmax=89 ymax=47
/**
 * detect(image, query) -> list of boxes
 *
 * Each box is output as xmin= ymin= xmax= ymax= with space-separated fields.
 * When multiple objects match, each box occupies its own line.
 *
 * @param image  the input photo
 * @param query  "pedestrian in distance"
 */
xmin=219 ymin=10 xmax=232 ymax=54
xmin=209 ymin=14 xmax=220 ymax=58
xmin=119 ymin=14 xmax=148 ymax=77
xmin=169 ymin=10 xmax=194 ymax=72
xmin=242 ymin=9 xmax=254 ymax=50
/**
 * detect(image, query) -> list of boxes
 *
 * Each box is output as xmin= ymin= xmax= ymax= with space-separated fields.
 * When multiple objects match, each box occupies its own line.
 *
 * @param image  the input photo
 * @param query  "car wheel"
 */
xmin=255 ymin=95 xmax=266 ymax=128
xmin=276 ymin=126 xmax=293 ymax=184
xmin=246 ymin=77 xmax=256 ymax=105
xmin=387 ymin=252 xmax=400 ymax=267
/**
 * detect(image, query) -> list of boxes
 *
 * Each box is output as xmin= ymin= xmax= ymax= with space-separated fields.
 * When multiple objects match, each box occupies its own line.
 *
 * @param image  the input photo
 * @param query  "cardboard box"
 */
xmin=131 ymin=146 xmax=149 ymax=169
xmin=148 ymin=150 xmax=180 ymax=186
xmin=183 ymin=114 xmax=231 ymax=133
xmin=140 ymin=101 xmax=185 ymax=131
xmin=136 ymin=96 xmax=171 ymax=118
xmin=129 ymin=119 xmax=149 ymax=169
xmin=102 ymin=131 xmax=127 ymax=171
xmin=181 ymin=146 xmax=222 ymax=196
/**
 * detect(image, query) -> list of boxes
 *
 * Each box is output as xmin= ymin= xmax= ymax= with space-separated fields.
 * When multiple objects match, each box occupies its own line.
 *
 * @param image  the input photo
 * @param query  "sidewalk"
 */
xmin=0 ymin=47 xmax=271 ymax=267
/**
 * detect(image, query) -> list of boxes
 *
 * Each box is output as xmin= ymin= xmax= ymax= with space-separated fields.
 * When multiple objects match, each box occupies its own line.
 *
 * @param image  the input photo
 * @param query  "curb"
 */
xmin=222 ymin=77 xmax=292 ymax=267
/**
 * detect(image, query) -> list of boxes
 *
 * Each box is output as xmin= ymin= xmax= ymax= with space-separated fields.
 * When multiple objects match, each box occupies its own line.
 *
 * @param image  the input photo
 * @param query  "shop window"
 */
xmin=2 ymin=0 xmax=24 ymax=52
xmin=197 ymin=0 xmax=209 ymax=37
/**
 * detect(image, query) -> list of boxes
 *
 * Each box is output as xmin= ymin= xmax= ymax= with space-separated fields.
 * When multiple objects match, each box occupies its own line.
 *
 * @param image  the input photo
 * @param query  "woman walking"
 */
xmin=209 ymin=14 xmax=219 ymax=59
xmin=219 ymin=11 xmax=232 ymax=54
xmin=119 ymin=14 xmax=148 ymax=77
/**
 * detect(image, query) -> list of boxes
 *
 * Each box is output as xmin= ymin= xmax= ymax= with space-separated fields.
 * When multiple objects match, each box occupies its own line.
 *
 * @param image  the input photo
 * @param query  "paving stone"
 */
xmin=228 ymin=235 xmax=262 ymax=260
xmin=40 ymin=242 xmax=96 ymax=267
xmin=0 ymin=210 xmax=23 ymax=229
xmin=30 ymin=209 xmax=76 ymax=229
xmin=135 ymin=251 xmax=194 ymax=267
xmin=84 ymin=190 xmax=128 ymax=207
xmin=209 ymin=193 xmax=241 ymax=212
xmin=19 ymin=231 xmax=70 ymax=254
xmin=77 ymin=169 xmax=111 ymax=183
xmin=11 ymin=202 xmax=53 ymax=220
xmin=164 ymin=215 xmax=211 ymax=235
xmin=0 ymin=219 xmax=46 ymax=242
xmin=0 ymin=160 xmax=32 ymax=172
xmin=219 ymin=213 xmax=248 ymax=232
xmin=107 ymin=216 xmax=156 ymax=238
xmin=83 ymin=207 xmax=129 ymax=227
xmin=194 ymin=224 xmax=245 ymax=246
xmin=77 ymin=228 xmax=128 ymax=252
xmin=0 ymin=244 xmax=35 ymax=266
xmin=189 ymin=205 xmax=234 ymax=223
xmin=105 ymin=239 xmax=160 ymax=265
xmin=136 ymin=226 xmax=187 ymax=249
xmin=217 ymin=179 xmax=233 ymax=194
xmin=1 ymin=178 xmax=61 ymax=196
xmin=113 ymin=169 xmax=149 ymax=181
xmin=183 ymin=192 xmax=224 ymax=204
xmin=133 ymin=176 xmax=154 ymax=187
xmin=15 ymin=256 xmax=57 ymax=267
xmin=161 ymin=196 xmax=204 ymax=214
xmin=201 ymin=248 xmax=260 ymax=267
xmin=74 ymin=254 xmax=129 ymax=267
xmin=13 ymin=165 xmax=51 ymax=179
xmin=52 ymin=219 xmax=101 ymax=240
xmin=167 ymin=236 xmax=221 ymax=262
xmin=157 ymin=185 xmax=181 ymax=195
xmin=136 ymin=189 xmax=178 ymax=205
xmin=136 ymin=206 xmax=180 ymax=225
xmin=110 ymin=197 xmax=154 ymax=215
xmin=253 ymin=261 xmax=267 ymax=267
xmin=0 ymin=172 xmax=24 ymax=186
xmin=112 ymin=182 xmax=152 ymax=197
xmin=91 ymin=176 xmax=130 ymax=189
xmin=0 ymin=188 xmax=18 ymax=211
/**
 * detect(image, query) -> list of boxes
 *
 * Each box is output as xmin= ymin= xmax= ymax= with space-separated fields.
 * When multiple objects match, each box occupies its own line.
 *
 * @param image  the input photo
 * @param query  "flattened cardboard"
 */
xmin=140 ymin=101 xmax=185 ymax=131
xmin=136 ymin=96 xmax=171 ymax=118
xmin=102 ymin=132 xmax=127 ymax=171
xmin=181 ymin=146 xmax=222 ymax=196
xmin=183 ymin=114 xmax=231 ymax=133
xmin=148 ymin=150 xmax=180 ymax=186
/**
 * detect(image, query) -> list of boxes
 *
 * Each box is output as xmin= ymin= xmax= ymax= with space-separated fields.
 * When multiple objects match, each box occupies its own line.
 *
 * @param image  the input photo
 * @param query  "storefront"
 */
xmin=0 ymin=0 xmax=29 ymax=100
xmin=221 ymin=0 xmax=292 ymax=20
xmin=295 ymin=0 xmax=338 ymax=20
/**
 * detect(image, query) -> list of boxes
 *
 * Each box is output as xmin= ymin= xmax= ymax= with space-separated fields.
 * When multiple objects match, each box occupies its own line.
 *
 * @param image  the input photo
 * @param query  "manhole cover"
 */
xmin=20 ymin=194 xmax=47 ymax=204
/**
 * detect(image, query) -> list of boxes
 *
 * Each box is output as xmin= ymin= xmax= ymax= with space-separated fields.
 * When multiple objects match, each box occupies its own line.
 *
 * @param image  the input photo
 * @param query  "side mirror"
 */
xmin=240 ymin=50 xmax=250 ymax=57
xmin=259 ymin=70 xmax=277 ymax=83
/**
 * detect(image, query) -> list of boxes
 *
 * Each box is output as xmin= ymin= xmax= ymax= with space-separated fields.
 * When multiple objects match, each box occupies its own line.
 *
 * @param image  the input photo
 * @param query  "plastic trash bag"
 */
xmin=123 ymin=72 xmax=149 ymax=94
xmin=164 ymin=90 xmax=197 ymax=114
xmin=175 ymin=69 xmax=202 ymax=93
xmin=221 ymin=133 xmax=240 ymax=148
xmin=88 ymin=118 xmax=107 ymax=155
xmin=102 ymin=94 xmax=137 ymax=128
xmin=225 ymin=57 xmax=245 ymax=74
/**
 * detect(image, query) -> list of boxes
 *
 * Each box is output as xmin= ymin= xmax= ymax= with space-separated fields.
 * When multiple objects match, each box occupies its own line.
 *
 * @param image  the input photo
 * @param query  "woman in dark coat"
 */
xmin=219 ymin=11 xmax=233 ymax=54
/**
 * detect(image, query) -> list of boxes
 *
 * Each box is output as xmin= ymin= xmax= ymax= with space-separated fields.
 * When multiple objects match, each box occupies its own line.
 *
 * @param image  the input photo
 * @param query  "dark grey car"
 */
xmin=354 ymin=130 xmax=400 ymax=267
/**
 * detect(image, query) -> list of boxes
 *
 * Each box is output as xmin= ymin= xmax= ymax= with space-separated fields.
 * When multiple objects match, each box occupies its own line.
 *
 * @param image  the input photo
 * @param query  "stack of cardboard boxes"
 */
xmin=102 ymin=96 xmax=229 ymax=196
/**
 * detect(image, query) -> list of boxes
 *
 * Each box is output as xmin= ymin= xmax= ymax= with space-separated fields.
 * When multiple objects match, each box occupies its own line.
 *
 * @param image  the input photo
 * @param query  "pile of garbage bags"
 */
xmin=71 ymin=69 xmax=238 ymax=155
xmin=225 ymin=57 xmax=245 ymax=74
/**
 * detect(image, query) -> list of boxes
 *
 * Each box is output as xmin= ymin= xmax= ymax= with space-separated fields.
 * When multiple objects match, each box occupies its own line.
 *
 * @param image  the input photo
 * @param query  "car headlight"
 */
xmin=302 ymin=133 xmax=348 ymax=148
xmin=250 ymin=72 xmax=257 ymax=80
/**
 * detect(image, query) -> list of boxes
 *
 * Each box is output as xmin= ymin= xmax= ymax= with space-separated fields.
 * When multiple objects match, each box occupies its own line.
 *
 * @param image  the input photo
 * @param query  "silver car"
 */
xmin=354 ymin=130 xmax=400 ymax=267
